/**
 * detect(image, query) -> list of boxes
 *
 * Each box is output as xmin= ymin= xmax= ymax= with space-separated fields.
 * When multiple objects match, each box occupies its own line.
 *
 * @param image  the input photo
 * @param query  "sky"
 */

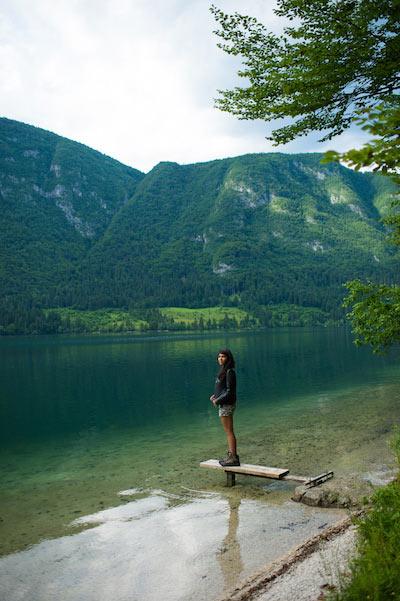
xmin=0 ymin=0 xmax=368 ymax=173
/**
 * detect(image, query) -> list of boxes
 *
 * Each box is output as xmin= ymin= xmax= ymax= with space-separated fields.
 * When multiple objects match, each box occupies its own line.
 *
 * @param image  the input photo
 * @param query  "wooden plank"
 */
xmin=200 ymin=460 xmax=334 ymax=489
xmin=200 ymin=459 xmax=289 ymax=479
xmin=282 ymin=474 xmax=309 ymax=483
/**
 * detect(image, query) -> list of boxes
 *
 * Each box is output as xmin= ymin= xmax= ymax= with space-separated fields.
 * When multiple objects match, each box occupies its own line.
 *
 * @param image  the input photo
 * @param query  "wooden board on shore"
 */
xmin=200 ymin=459 xmax=289 ymax=479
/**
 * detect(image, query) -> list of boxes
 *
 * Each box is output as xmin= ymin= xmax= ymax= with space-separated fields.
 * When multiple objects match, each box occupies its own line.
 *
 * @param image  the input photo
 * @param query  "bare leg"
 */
xmin=220 ymin=415 xmax=237 ymax=456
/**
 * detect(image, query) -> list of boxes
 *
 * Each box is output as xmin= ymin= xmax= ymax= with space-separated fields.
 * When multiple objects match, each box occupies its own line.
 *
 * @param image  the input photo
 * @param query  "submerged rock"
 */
xmin=292 ymin=485 xmax=357 ymax=508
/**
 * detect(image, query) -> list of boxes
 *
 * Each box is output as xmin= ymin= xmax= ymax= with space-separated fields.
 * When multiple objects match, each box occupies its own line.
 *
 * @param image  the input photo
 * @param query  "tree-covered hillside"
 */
xmin=0 ymin=117 xmax=144 ymax=305
xmin=71 ymin=153 xmax=398 ymax=319
xmin=0 ymin=118 xmax=398 ymax=333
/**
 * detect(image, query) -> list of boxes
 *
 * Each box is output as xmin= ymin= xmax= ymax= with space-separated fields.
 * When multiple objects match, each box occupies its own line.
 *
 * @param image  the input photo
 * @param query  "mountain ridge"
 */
xmin=0 ymin=117 xmax=144 ymax=303
xmin=0 ymin=117 xmax=398 ymax=333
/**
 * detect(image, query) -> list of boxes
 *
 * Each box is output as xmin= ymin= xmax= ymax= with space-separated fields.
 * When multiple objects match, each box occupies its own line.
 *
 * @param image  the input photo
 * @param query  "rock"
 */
xmin=302 ymin=487 xmax=325 ymax=507
xmin=292 ymin=485 xmax=357 ymax=508
xmin=291 ymin=485 xmax=308 ymax=502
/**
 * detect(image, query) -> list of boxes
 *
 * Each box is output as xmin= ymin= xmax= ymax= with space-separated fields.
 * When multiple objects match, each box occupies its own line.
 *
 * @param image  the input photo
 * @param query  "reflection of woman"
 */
xmin=216 ymin=496 xmax=243 ymax=590
xmin=210 ymin=349 xmax=240 ymax=466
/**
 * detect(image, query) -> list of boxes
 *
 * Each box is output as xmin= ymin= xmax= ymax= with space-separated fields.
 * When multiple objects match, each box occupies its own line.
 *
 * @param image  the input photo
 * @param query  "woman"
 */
xmin=210 ymin=348 xmax=240 ymax=467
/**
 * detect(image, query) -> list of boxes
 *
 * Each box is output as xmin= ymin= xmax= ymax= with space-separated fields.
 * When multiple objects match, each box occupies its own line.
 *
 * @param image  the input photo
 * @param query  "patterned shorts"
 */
xmin=218 ymin=404 xmax=236 ymax=417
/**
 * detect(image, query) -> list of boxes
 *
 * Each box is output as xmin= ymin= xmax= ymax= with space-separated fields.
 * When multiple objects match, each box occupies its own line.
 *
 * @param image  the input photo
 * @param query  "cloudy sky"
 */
xmin=0 ymin=0 xmax=367 ymax=173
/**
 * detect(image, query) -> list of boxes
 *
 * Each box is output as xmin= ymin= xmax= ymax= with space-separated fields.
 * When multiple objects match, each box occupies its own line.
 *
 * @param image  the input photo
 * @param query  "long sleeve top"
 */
xmin=213 ymin=368 xmax=236 ymax=406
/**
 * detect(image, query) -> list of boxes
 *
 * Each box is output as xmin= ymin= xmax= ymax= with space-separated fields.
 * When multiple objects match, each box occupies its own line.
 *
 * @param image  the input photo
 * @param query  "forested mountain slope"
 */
xmin=0 ymin=118 xmax=398 ymax=327
xmin=73 ymin=154 xmax=398 ymax=317
xmin=0 ymin=118 xmax=144 ymax=304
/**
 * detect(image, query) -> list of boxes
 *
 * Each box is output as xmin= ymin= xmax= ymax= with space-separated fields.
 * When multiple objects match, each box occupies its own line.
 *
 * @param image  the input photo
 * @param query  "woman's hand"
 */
xmin=210 ymin=395 xmax=217 ymax=405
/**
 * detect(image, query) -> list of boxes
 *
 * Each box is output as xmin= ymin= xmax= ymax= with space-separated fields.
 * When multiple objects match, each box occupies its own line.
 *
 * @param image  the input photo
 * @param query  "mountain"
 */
xmin=0 ymin=117 xmax=398 ymax=329
xmin=0 ymin=117 xmax=144 ymax=304
xmin=73 ymin=154 xmax=398 ymax=316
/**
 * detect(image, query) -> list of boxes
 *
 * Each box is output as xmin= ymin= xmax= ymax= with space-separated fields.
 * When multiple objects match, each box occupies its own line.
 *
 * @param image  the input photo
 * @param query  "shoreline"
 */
xmin=0 ymin=322 xmax=345 ymax=339
xmin=0 ymin=442 xmax=396 ymax=599
xmin=217 ymin=515 xmax=358 ymax=601
xmin=0 ymin=493 xmax=347 ymax=601
xmin=215 ymin=453 xmax=398 ymax=600
xmin=0 ymin=305 xmax=342 ymax=337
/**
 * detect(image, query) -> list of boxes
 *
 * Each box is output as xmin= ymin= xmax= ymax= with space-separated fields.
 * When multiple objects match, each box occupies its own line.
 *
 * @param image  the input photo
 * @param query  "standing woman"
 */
xmin=210 ymin=348 xmax=240 ymax=467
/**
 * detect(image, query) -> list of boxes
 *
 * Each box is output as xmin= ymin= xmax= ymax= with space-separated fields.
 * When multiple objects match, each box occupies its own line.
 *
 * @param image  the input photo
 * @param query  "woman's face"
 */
xmin=217 ymin=353 xmax=228 ymax=366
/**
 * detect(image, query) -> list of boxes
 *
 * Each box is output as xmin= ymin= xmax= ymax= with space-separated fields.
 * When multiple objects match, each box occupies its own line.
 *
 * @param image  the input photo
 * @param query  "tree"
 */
xmin=342 ymin=280 xmax=400 ymax=353
xmin=211 ymin=0 xmax=400 ymax=353
xmin=321 ymin=99 xmax=400 ymax=354
xmin=211 ymin=0 xmax=400 ymax=144
xmin=324 ymin=101 xmax=400 ymax=183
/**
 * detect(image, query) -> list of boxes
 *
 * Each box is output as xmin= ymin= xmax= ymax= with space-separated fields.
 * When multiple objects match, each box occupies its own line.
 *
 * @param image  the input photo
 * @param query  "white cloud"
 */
xmin=0 ymin=0 xmax=367 ymax=172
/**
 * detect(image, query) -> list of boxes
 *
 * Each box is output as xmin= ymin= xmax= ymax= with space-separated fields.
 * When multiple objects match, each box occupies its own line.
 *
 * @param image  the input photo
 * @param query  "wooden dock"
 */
xmin=200 ymin=459 xmax=333 ymax=488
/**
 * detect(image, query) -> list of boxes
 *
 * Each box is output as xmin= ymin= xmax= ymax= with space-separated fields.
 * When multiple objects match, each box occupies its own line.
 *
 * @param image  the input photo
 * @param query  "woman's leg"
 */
xmin=220 ymin=415 xmax=237 ymax=456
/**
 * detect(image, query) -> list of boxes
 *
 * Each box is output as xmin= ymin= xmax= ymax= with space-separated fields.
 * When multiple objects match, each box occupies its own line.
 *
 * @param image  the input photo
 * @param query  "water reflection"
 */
xmin=0 ymin=491 xmax=344 ymax=601
xmin=217 ymin=496 xmax=244 ymax=592
xmin=0 ymin=328 xmax=397 ymax=445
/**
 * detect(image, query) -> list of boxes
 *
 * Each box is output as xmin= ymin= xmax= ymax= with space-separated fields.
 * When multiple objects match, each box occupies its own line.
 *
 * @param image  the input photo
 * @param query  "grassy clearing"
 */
xmin=45 ymin=306 xmax=257 ymax=333
xmin=42 ymin=304 xmax=336 ymax=334
xmin=159 ymin=306 xmax=257 ymax=327
xmin=330 ymin=433 xmax=400 ymax=601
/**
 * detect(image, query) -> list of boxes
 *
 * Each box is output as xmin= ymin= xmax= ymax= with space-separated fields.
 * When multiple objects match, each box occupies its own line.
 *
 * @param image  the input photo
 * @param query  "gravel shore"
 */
xmin=218 ymin=516 xmax=358 ymax=601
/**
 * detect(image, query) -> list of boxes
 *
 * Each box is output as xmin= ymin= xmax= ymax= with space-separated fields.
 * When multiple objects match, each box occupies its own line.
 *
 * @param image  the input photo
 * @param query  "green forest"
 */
xmin=1 ymin=117 xmax=398 ymax=335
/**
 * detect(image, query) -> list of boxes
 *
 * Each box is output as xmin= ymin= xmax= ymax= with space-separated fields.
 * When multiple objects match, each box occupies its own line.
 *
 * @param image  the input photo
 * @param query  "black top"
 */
xmin=213 ymin=368 xmax=237 ymax=406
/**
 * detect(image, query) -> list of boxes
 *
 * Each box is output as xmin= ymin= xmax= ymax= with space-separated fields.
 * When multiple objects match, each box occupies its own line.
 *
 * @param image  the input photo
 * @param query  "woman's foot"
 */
xmin=218 ymin=450 xmax=230 ymax=464
xmin=219 ymin=452 xmax=240 ymax=467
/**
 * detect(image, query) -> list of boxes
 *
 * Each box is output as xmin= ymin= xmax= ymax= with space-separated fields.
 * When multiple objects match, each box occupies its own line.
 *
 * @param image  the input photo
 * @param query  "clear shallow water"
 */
xmin=1 ymin=328 xmax=400 ymax=567
xmin=0 ymin=490 xmax=345 ymax=601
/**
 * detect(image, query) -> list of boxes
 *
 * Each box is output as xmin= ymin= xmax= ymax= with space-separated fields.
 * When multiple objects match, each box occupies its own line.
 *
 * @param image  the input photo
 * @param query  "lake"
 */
xmin=1 ymin=327 xmax=399 ymax=600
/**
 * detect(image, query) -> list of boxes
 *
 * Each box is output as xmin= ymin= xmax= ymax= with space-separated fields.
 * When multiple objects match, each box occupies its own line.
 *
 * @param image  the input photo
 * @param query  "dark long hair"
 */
xmin=217 ymin=348 xmax=235 ymax=380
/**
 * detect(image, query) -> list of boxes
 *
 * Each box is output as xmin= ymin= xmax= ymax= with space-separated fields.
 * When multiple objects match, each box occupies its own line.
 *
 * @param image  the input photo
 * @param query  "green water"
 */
xmin=1 ymin=327 xmax=400 ymax=556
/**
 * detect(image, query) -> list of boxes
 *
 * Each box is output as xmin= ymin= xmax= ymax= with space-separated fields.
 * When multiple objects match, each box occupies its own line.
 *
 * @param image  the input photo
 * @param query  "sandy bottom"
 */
xmin=0 ymin=488 xmax=346 ymax=601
